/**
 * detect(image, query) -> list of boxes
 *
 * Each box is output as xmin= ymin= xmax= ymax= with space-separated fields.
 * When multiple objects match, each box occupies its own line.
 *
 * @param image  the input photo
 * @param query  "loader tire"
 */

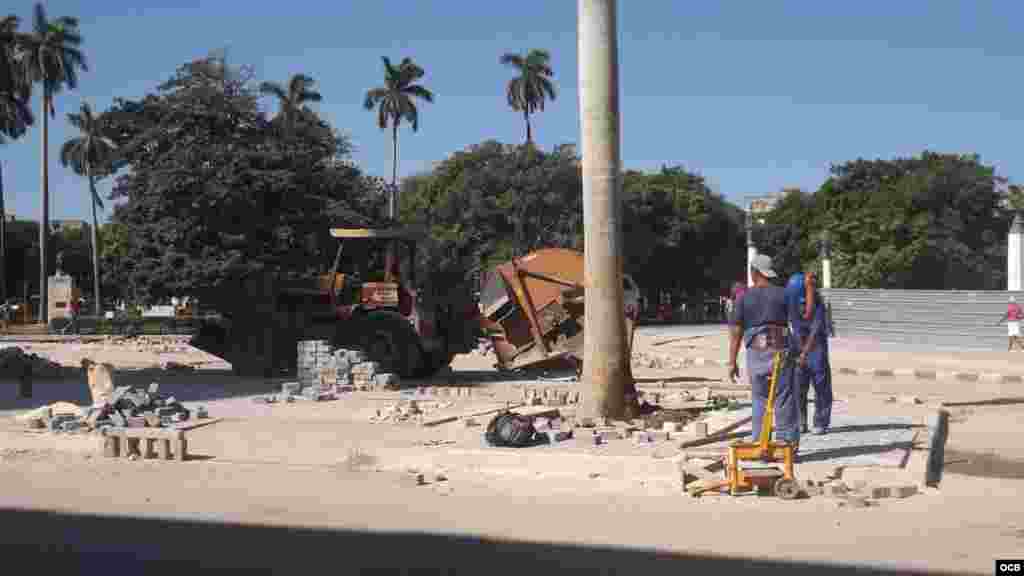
xmin=416 ymin=347 xmax=456 ymax=378
xmin=359 ymin=314 xmax=424 ymax=379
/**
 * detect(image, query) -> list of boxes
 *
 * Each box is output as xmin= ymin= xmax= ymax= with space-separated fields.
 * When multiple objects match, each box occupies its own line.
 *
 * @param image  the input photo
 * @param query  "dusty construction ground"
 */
xmin=0 ymin=334 xmax=1022 ymax=574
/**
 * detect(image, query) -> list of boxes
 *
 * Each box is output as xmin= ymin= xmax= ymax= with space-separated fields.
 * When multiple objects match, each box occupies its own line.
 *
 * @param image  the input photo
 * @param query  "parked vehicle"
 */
xmin=191 ymin=226 xmax=480 ymax=378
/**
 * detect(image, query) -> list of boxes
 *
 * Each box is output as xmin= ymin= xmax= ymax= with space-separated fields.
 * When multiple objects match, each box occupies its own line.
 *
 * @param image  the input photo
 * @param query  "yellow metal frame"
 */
xmin=725 ymin=349 xmax=796 ymax=495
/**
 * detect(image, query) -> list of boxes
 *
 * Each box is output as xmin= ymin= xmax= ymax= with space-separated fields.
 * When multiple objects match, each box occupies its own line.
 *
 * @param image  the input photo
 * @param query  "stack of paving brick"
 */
xmin=350 ymin=360 xmax=380 ymax=391
xmin=297 ymin=339 xmax=336 ymax=399
xmin=332 ymin=349 xmax=354 ymax=390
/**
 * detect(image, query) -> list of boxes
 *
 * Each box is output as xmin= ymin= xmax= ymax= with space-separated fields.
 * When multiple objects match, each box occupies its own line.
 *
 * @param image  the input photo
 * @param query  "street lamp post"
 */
xmin=1009 ymin=212 xmax=1024 ymax=291
xmin=819 ymin=230 xmax=833 ymax=289
xmin=745 ymin=208 xmax=756 ymax=287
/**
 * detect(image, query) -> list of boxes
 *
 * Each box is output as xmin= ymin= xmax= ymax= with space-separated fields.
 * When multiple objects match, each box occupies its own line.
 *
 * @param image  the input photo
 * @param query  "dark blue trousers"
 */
xmin=795 ymin=343 xmax=833 ymax=430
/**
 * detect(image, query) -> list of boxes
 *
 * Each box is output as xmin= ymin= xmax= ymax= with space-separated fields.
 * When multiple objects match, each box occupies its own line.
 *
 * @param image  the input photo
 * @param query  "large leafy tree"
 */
xmin=97 ymin=211 xmax=132 ymax=305
xmin=764 ymin=151 xmax=1011 ymax=290
xmin=759 ymin=187 xmax=819 ymax=280
xmin=0 ymin=14 xmax=33 ymax=144
xmin=622 ymin=166 xmax=744 ymax=311
xmin=21 ymin=3 xmax=86 ymax=322
xmin=99 ymin=55 xmax=379 ymax=304
xmin=399 ymin=140 xmax=582 ymax=296
xmin=60 ymin=101 xmax=116 ymax=315
xmin=363 ymin=56 xmax=434 ymax=218
xmin=259 ymin=73 xmax=322 ymax=135
xmin=500 ymin=49 xmax=556 ymax=144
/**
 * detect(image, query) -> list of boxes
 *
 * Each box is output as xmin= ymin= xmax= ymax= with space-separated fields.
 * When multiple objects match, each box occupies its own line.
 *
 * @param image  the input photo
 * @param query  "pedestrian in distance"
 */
xmin=999 ymin=296 xmax=1024 ymax=351
xmin=785 ymin=272 xmax=833 ymax=435
xmin=727 ymin=254 xmax=800 ymax=447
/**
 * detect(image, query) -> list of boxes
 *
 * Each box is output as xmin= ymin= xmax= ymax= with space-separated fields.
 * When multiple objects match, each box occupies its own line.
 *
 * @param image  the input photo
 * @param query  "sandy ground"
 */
xmin=0 ymin=335 xmax=1022 ymax=574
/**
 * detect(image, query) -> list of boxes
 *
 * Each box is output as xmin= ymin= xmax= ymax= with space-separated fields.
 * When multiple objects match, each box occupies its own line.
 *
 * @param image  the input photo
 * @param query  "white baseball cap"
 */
xmin=751 ymin=254 xmax=777 ymax=279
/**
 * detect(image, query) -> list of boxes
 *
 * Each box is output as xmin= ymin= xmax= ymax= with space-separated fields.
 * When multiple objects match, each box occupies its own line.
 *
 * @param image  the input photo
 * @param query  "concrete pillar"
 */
xmin=1009 ymin=213 xmax=1024 ymax=291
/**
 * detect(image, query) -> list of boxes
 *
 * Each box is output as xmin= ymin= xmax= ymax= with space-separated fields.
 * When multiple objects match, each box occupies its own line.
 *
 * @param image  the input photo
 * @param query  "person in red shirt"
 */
xmin=69 ymin=298 xmax=81 ymax=334
xmin=1000 ymin=296 xmax=1024 ymax=351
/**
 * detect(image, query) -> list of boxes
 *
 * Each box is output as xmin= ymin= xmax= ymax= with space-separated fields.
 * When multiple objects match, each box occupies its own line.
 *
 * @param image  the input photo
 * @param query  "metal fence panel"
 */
xmin=821 ymin=289 xmax=1024 ymax=350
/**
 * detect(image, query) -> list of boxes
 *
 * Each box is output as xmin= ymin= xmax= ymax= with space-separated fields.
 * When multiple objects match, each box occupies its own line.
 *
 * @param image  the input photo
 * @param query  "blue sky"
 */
xmin=2 ymin=0 xmax=1023 ymax=224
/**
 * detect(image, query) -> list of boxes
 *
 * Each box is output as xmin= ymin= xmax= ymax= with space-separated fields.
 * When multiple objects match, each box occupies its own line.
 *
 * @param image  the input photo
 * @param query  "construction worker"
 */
xmin=728 ymin=254 xmax=800 ymax=446
xmin=786 ymin=272 xmax=833 ymax=435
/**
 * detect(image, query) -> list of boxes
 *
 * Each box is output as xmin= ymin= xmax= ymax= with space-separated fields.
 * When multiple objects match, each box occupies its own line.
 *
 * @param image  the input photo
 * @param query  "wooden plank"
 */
xmin=172 ymin=417 xmax=223 ymax=432
xmin=421 ymin=402 xmax=526 ymax=427
xmin=678 ymin=415 xmax=753 ymax=449
xmin=111 ymin=427 xmax=184 ymax=440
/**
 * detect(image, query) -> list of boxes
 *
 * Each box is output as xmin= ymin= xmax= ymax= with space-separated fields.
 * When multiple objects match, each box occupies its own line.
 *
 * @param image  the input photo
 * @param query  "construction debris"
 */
xmin=18 ymin=382 xmax=203 ymax=434
xmin=0 ymin=346 xmax=66 ymax=378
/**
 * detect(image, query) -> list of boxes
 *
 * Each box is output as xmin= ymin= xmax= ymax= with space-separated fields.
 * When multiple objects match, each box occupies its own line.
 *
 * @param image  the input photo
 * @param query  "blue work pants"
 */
xmin=746 ymin=347 xmax=800 ymax=444
xmin=795 ymin=343 xmax=833 ymax=430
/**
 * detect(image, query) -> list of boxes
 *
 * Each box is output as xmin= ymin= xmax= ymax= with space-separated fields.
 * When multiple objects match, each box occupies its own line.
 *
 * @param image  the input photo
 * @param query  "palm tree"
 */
xmin=500 ymin=49 xmax=556 ymax=144
xmin=259 ymin=73 xmax=322 ymax=135
xmin=60 ymin=102 xmax=114 ymax=317
xmin=363 ymin=56 xmax=433 ymax=219
xmin=22 ymin=3 xmax=86 ymax=324
xmin=0 ymin=14 xmax=34 ymax=144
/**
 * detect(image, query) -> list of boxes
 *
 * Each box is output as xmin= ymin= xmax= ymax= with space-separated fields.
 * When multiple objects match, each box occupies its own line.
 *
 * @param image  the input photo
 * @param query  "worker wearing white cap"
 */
xmin=727 ymin=253 xmax=800 ymax=446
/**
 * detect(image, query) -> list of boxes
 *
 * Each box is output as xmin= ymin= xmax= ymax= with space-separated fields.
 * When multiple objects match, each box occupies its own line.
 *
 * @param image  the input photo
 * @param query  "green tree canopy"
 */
xmin=761 ymin=151 xmax=1011 ymax=290
xmin=99 ymin=55 xmax=383 ymax=304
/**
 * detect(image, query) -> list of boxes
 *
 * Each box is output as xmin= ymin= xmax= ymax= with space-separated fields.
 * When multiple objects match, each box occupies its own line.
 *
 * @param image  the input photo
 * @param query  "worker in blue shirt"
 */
xmin=728 ymin=254 xmax=800 ymax=446
xmin=785 ymin=272 xmax=833 ymax=435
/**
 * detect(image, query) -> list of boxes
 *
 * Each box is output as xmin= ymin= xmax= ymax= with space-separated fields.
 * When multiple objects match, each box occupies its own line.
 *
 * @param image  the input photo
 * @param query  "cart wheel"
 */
xmin=774 ymin=478 xmax=800 ymax=500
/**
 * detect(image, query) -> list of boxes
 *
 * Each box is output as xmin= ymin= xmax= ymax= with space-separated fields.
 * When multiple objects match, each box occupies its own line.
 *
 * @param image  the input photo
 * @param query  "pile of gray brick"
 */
xmin=88 ymin=382 xmax=202 ymax=431
xmin=291 ymin=342 xmax=401 ymax=397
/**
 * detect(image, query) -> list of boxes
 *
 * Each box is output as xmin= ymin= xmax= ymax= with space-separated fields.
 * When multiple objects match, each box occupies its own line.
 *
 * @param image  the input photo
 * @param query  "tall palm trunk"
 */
xmin=38 ymin=91 xmax=49 ymax=325
xmin=390 ymin=123 xmax=399 ymax=220
xmin=0 ymin=161 xmax=7 ymax=305
xmin=87 ymin=165 xmax=101 ymax=317
xmin=524 ymin=110 xmax=532 ymax=144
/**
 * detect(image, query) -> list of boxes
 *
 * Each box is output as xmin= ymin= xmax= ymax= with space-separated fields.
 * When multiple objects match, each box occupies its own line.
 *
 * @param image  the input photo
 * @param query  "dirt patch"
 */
xmin=944 ymin=449 xmax=1024 ymax=480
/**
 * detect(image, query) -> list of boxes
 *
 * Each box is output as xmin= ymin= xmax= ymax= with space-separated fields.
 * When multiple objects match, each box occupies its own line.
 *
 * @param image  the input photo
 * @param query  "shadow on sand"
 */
xmin=0 ymin=507 xmax=953 ymax=575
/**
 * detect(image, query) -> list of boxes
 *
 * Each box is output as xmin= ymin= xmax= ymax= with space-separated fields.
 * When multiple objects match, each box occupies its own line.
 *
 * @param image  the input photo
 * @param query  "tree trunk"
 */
xmin=524 ymin=109 xmax=532 ymax=144
xmin=579 ymin=0 xmax=633 ymax=420
xmin=390 ymin=123 xmax=399 ymax=220
xmin=88 ymin=167 xmax=102 ymax=317
xmin=38 ymin=92 xmax=49 ymax=325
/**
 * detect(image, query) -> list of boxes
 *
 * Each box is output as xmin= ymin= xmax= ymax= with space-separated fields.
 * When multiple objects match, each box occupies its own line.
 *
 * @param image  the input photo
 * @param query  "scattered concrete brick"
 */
xmin=823 ymin=482 xmax=849 ymax=498
xmin=899 ymin=395 xmax=923 ymax=405
xmin=868 ymin=484 xmax=918 ymax=499
xmin=633 ymin=431 xmax=654 ymax=444
xmin=545 ymin=430 xmax=573 ymax=443
xmin=374 ymin=373 xmax=401 ymax=391
xmin=839 ymin=495 xmax=870 ymax=509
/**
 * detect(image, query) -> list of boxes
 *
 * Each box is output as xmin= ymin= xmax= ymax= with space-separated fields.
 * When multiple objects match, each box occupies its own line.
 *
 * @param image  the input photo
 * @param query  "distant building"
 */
xmin=748 ymin=197 xmax=779 ymax=216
